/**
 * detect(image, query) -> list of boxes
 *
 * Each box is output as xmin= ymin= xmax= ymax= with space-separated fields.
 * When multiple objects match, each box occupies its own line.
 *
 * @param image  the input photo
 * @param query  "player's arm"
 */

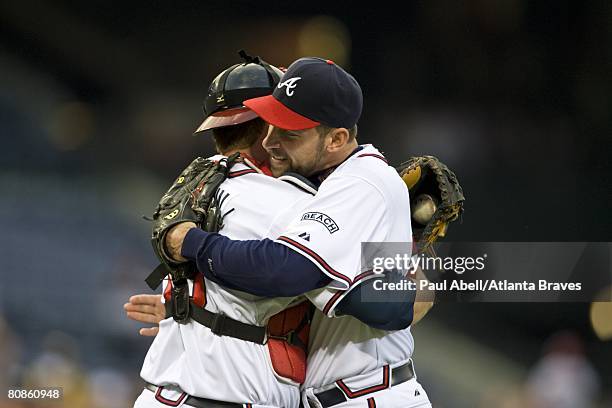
xmin=335 ymin=272 xmax=415 ymax=330
xmin=410 ymin=266 xmax=435 ymax=325
xmin=167 ymin=223 xmax=425 ymax=329
xmin=335 ymin=266 xmax=434 ymax=330
xmin=167 ymin=222 xmax=332 ymax=297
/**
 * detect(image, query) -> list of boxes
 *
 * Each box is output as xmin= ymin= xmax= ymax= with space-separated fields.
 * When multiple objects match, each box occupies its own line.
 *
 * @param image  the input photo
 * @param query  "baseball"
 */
xmin=412 ymin=194 xmax=437 ymax=224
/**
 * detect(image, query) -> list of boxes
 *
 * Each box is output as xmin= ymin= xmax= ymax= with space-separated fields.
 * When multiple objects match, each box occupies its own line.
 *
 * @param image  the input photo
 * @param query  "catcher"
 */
xmin=133 ymin=52 xmax=312 ymax=408
xmin=130 ymin=55 xmax=464 ymax=408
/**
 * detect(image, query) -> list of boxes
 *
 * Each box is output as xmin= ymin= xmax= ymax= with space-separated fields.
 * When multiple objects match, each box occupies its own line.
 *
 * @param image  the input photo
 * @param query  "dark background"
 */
xmin=0 ymin=1 xmax=610 ymax=407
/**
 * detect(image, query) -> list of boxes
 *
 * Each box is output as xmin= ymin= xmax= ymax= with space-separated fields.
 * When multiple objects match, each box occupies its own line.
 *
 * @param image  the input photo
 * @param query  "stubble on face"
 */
xmin=266 ymin=127 xmax=328 ymax=178
xmin=295 ymin=136 xmax=326 ymax=177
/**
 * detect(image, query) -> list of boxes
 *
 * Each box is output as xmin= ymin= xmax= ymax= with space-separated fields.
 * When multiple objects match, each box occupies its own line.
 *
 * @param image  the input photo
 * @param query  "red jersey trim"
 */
xmin=336 ymin=365 xmax=390 ymax=398
xmin=154 ymin=386 xmax=188 ymax=406
xmin=228 ymin=169 xmax=258 ymax=178
xmin=323 ymin=291 xmax=344 ymax=315
xmin=357 ymin=153 xmax=388 ymax=164
xmin=277 ymin=236 xmax=352 ymax=287
xmin=321 ymin=271 xmax=375 ymax=315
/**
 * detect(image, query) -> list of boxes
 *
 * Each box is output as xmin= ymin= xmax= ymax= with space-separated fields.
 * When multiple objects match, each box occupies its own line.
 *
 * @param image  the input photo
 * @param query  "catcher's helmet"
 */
xmin=195 ymin=50 xmax=284 ymax=133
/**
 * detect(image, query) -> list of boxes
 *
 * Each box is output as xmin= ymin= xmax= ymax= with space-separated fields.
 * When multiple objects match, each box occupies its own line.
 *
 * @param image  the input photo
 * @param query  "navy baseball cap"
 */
xmin=244 ymin=57 xmax=363 ymax=131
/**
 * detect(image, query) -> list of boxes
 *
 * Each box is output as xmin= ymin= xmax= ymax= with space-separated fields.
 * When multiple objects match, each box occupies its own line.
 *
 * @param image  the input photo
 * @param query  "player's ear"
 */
xmin=326 ymin=128 xmax=350 ymax=152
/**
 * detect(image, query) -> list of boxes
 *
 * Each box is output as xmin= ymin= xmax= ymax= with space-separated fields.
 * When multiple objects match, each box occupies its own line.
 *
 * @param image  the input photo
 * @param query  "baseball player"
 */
xmin=163 ymin=58 xmax=433 ymax=407
xmin=135 ymin=54 xmax=428 ymax=408
xmin=134 ymin=53 xmax=313 ymax=408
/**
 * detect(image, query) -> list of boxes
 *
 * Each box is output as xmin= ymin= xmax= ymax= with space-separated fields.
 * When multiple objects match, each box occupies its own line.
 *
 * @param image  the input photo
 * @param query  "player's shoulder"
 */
xmin=331 ymin=145 xmax=404 ymax=196
xmin=229 ymin=169 xmax=312 ymax=197
xmin=217 ymin=156 xmax=313 ymax=203
xmin=336 ymin=145 xmax=390 ymax=176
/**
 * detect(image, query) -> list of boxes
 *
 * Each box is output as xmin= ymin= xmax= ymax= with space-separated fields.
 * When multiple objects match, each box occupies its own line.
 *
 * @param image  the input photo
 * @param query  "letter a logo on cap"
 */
xmin=277 ymin=77 xmax=301 ymax=96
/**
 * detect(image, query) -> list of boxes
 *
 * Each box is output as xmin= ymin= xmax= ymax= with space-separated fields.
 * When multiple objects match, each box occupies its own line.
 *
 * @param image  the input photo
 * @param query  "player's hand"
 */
xmin=165 ymin=222 xmax=197 ymax=262
xmin=409 ymin=266 xmax=435 ymax=326
xmin=411 ymin=301 xmax=434 ymax=326
xmin=124 ymin=294 xmax=166 ymax=336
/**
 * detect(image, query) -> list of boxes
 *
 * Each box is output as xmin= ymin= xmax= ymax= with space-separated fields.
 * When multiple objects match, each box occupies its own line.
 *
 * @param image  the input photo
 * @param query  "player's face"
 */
xmin=263 ymin=126 xmax=328 ymax=177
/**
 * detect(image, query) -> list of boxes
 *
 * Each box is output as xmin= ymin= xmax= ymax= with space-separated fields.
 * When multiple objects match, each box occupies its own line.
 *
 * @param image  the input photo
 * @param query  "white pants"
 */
xmin=133 ymin=387 xmax=280 ymax=408
xmin=303 ymin=378 xmax=431 ymax=408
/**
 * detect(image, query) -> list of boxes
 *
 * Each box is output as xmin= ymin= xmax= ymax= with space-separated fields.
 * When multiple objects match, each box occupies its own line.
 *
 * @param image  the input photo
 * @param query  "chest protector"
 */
xmin=266 ymin=300 xmax=313 ymax=384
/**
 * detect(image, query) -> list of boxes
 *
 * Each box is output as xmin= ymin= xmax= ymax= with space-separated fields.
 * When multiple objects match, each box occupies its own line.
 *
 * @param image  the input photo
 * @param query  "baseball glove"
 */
xmin=396 ymin=156 xmax=464 ymax=254
xmin=146 ymin=153 xmax=239 ymax=290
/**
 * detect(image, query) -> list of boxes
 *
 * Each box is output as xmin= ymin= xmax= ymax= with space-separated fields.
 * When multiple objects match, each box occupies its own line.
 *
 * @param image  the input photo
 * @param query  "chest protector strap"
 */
xmin=165 ymin=298 xmax=269 ymax=343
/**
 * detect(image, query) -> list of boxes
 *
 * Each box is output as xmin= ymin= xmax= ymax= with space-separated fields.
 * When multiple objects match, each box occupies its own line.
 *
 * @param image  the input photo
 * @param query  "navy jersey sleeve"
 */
xmin=181 ymin=228 xmax=331 ymax=297
xmin=335 ymin=271 xmax=416 ymax=330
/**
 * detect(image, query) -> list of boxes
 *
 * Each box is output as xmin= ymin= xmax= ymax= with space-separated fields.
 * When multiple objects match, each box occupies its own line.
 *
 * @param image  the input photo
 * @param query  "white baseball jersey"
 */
xmin=275 ymin=144 xmax=415 ymax=390
xmin=140 ymin=156 xmax=313 ymax=407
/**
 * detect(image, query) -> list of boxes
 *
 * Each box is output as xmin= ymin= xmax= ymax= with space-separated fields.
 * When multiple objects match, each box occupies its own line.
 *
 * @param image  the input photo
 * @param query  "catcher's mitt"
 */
xmin=146 ymin=153 xmax=239 ymax=290
xmin=396 ymin=156 xmax=464 ymax=254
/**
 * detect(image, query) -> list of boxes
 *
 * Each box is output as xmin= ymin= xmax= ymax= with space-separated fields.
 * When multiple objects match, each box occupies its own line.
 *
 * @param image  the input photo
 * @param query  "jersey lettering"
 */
xmin=300 ymin=212 xmax=339 ymax=233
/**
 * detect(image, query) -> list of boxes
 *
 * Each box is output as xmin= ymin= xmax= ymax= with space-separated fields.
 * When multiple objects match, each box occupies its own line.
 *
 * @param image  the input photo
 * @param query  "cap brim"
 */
xmin=194 ymin=107 xmax=259 ymax=133
xmin=243 ymin=95 xmax=320 ymax=131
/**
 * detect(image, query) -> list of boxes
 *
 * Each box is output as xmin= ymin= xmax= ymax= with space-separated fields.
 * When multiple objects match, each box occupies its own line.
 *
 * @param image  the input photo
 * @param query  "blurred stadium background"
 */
xmin=0 ymin=1 xmax=610 ymax=407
